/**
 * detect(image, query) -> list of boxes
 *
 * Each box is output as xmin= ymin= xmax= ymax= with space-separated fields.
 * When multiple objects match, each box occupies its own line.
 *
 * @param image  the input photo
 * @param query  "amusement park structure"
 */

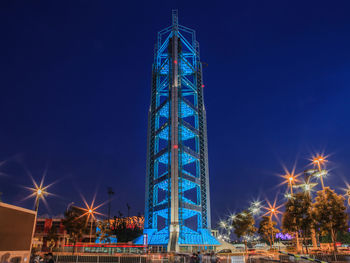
xmin=135 ymin=11 xmax=220 ymax=252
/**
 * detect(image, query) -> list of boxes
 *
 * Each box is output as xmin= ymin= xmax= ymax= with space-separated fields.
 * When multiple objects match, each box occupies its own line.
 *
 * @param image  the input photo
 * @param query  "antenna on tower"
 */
xmin=172 ymin=10 xmax=178 ymax=28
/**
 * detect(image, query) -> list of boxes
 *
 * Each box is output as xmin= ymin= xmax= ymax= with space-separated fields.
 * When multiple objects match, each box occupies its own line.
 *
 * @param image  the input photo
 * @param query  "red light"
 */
xmin=174 ymin=60 xmax=177 ymax=64
xmin=201 ymin=84 xmax=205 ymax=88
xmin=173 ymin=145 xmax=178 ymax=149
xmin=64 ymin=243 xmax=146 ymax=248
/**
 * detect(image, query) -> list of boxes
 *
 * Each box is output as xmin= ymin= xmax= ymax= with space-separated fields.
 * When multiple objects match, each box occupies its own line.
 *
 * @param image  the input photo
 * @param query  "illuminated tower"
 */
xmin=138 ymin=11 xmax=219 ymax=252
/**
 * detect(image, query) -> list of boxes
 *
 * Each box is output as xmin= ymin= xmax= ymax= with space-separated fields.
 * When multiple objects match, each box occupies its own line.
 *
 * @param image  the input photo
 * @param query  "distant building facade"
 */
xmin=33 ymin=215 xmax=145 ymax=251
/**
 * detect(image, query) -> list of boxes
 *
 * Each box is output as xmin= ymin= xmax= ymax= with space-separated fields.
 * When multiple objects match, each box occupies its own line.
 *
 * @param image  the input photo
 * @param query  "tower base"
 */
xmin=134 ymin=227 xmax=220 ymax=252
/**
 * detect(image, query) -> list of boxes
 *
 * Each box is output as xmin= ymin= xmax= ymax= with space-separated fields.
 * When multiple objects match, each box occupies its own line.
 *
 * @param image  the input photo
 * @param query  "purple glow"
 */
xmin=276 ymin=232 xmax=293 ymax=240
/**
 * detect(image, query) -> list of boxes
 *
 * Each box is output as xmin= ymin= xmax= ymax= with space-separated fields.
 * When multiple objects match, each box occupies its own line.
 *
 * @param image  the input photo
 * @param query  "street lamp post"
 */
xmin=280 ymin=167 xmax=299 ymax=200
xmin=25 ymin=176 xmax=53 ymax=213
xmin=88 ymin=209 xmax=93 ymax=243
xmin=77 ymin=197 xmax=105 ymax=244
xmin=288 ymin=176 xmax=294 ymax=195
xmin=312 ymin=155 xmax=327 ymax=189
xmin=35 ymin=188 xmax=43 ymax=212
xmin=301 ymin=171 xmax=319 ymax=250
xmin=263 ymin=198 xmax=282 ymax=248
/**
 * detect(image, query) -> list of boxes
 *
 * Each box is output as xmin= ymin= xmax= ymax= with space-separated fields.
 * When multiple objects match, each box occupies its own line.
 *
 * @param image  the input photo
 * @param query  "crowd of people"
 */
xmin=190 ymin=251 xmax=219 ymax=263
xmin=1 ymin=252 xmax=55 ymax=263
xmin=31 ymin=252 xmax=55 ymax=263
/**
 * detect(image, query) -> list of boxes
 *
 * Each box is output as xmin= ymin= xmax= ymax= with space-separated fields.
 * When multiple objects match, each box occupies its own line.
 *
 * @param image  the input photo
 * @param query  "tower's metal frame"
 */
xmin=136 ymin=11 xmax=219 ymax=251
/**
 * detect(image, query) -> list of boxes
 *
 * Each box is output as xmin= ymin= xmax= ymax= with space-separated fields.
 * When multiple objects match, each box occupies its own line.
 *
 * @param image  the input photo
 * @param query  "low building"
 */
xmin=33 ymin=214 xmax=145 ymax=252
xmin=0 ymin=202 xmax=36 ymax=263
xmin=33 ymin=217 xmax=97 ymax=251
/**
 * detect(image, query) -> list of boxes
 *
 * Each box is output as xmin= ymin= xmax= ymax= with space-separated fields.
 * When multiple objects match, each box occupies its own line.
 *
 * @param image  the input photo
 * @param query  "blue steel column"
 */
xmin=197 ymin=62 xmax=211 ymax=229
xmin=144 ymin=65 xmax=158 ymax=230
xmin=168 ymin=10 xmax=180 ymax=252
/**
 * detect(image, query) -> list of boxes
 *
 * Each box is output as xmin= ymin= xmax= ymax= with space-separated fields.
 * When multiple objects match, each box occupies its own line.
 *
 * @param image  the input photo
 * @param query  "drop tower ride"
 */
xmin=139 ymin=11 xmax=219 ymax=252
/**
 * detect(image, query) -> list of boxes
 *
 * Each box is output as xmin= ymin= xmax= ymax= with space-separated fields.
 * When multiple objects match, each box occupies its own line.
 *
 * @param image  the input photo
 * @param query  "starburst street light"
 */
xmin=251 ymin=200 xmax=262 ymax=208
xmin=284 ymin=192 xmax=295 ymax=200
xmin=294 ymin=181 xmax=317 ymax=195
xmin=341 ymin=182 xmax=350 ymax=206
xmin=249 ymin=200 xmax=262 ymax=215
xmin=229 ymin=213 xmax=237 ymax=221
xmin=279 ymin=165 xmax=301 ymax=196
xmin=240 ymin=211 xmax=247 ymax=217
xmin=311 ymin=154 xmax=328 ymax=189
xmin=263 ymin=198 xmax=283 ymax=221
xmin=249 ymin=206 xmax=261 ymax=215
xmin=312 ymin=155 xmax=327 ymax=169
xmin=219 ymin=220 xmax=227 ymax=229
xmin=24 ymin=176 xmax=54 ymax=212
xmin=77 ymin=194 xmax=106 ymax=243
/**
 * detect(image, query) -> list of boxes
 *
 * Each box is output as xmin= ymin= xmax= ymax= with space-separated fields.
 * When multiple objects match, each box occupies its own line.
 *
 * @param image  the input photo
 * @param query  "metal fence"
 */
xmin=250 ymin=254 xmax=350 ymax=263
xmin=54 ymin=254 xmax=350 ymax=263
xmin=55 ymin=255 xmax=147 ymax=263
xmin=54 ymin=255 xmax=244 ymax=263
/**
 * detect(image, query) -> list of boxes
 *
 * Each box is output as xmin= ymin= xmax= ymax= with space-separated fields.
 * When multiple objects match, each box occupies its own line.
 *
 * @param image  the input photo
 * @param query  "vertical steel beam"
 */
xmin=168 ymin=10 xmax=180 ymax=252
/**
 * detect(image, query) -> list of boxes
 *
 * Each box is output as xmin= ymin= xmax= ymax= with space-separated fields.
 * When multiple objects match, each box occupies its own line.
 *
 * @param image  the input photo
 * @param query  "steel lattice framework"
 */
xmin=135 ymin=11 xmax=219 ymax=251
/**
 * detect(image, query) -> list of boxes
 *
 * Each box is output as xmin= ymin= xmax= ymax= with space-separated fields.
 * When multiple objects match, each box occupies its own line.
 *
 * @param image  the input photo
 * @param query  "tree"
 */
xmin=96 ymin=220 xmax=113 ymax=243
xmin=312 ymin=187 xmax=348 ymax=253
xmin=232 ymin=210 xmax=257 ymax=252
xmin=258 ymin=216 xmax=279 ymax=248
xmin=282 ymin=192 xmax=313 ymax=253
xmin=62 ymin=207 xmax=87 ymax=253
xmin=110 ymin=216 xmax=143 ymax=242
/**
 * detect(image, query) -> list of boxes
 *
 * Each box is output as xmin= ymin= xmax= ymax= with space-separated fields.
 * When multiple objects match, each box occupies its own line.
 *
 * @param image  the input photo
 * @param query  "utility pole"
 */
xmin=126 ymin=203 xmax=131 ymax=217
xmin=107 ymin=187 xmax=114 ymax=220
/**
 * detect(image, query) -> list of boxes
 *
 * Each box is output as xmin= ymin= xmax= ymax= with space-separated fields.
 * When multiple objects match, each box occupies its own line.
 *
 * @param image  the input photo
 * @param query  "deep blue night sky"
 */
xmin=1 ymin=1 xmax=350 ymax=225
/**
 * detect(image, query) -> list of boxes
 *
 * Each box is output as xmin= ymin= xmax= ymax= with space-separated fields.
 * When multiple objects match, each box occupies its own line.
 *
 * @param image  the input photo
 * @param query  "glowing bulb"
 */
xmin=312 ymin=155 xmax=327 ymax=166
xmin=219 ymin=221 xmax=227 ymax=228
xmin=37 ymin=189 xmax=42 ymax=195
xmin=88 ymin=209 xmax=92 ymax=213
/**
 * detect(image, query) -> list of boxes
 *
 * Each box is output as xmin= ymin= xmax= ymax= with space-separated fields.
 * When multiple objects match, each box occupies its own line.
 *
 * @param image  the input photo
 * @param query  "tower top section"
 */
xmin=155 ymin=10 xmax=199 ymax=65
xmin=172 ymin=9 xmax=178 ymax=29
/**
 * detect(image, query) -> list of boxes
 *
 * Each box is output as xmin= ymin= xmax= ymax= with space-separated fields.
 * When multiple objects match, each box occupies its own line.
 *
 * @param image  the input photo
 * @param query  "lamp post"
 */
xmin=77 ymin=197 xmax=105 ymax=244
xmin=312 ymin=155 xmax=327 ymax=189
xmin=24 ymin=176 xmax=53 ymax=213
xmin=280 ymin=167 xmax=300 ymax=200
xmin=288 ymin=176 xmax=294 ymax=195
xmin=263 ymin=199 xmax=282 ymax=248
xmin=107 ymin=187 xmax=114 ymax=221
xmin=299 ymin=174 xmax=318 ymax=250
xmin=35 ymin=188 xmax=44 ymax=212
xmin=88 ymin=209 xmax=94 ymax=243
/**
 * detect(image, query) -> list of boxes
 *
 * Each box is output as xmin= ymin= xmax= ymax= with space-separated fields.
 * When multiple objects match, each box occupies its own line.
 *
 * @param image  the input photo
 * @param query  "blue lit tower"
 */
xmin=140 ymin=11 xmax=219 ymax=252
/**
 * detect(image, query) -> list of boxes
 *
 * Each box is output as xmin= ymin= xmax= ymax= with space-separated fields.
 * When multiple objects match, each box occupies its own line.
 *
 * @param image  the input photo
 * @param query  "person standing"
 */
xmin=197 ymin=251 xmax=203 ymax=263
xmin=210 ymin=251 xmax=218 ymax=263
xmin=44 ymin=253 xmax=55 ymax=263
xmin=190 ymin=253 xmax=198 ymax=263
